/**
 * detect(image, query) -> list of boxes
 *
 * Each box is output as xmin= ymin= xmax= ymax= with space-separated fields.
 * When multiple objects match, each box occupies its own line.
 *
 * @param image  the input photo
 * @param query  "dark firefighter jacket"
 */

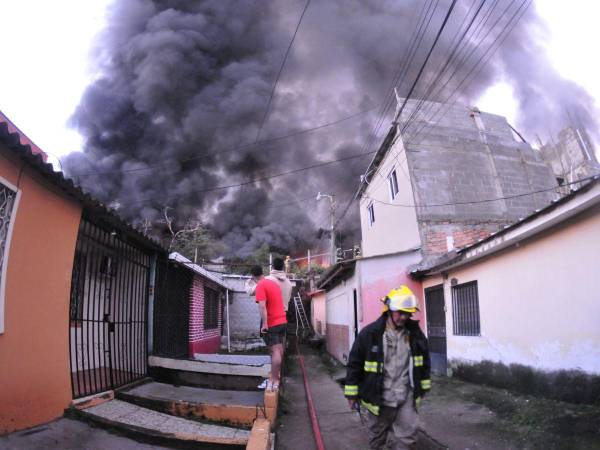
xmin=344 ymin=314 xmax=431 ymax=415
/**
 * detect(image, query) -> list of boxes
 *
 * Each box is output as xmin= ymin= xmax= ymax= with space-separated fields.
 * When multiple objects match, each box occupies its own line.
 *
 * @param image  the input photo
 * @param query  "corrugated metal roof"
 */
xmin=169 ymin=252 xmax=229 ymax=289
xmin=0 ymin=119 xmax=165 ymax=253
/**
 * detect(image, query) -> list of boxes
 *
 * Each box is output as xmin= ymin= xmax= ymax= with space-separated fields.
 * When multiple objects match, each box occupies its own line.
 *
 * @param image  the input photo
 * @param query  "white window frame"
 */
xmin=387 ymin=168 xmax=399 ymax=200
xmin=367 ymin=202 xmax=375 ymax=228
xmin=0 ymin=175 xmax=21 ymax=335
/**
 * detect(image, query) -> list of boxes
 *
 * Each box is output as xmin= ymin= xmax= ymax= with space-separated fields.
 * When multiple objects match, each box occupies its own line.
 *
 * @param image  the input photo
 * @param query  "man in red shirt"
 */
xmin=251 ymin=265 xmax=287 ymax=390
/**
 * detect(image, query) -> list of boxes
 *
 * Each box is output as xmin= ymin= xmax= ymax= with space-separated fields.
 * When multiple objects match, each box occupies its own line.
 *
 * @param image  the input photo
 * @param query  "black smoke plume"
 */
xmin=64 ymin=0 xmax=598 ymax=257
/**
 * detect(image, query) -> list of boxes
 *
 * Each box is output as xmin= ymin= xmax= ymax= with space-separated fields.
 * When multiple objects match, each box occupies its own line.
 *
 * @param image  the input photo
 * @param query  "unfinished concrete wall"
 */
xmin=540 ymin=127 xmax=599 ymax=185
xmin=222 ymin=276 xmax=261 ymax=341
xmin=400 ymin=101 xmax=557 ymax=259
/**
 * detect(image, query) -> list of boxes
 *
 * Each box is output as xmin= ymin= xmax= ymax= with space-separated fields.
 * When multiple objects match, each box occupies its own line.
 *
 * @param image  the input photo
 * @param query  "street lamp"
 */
xmin=316 ymin=192 xmax=336 ymax=264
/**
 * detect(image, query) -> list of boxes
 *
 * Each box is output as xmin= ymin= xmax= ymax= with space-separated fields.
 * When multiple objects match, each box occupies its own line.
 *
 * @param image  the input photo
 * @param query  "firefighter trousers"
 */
xmin=363 ymin=391 xmax=418 ymax=450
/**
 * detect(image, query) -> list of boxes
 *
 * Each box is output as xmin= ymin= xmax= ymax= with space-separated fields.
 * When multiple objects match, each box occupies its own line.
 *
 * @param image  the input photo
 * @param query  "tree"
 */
xmin=162 ymin=207 xmax=222 ymax=262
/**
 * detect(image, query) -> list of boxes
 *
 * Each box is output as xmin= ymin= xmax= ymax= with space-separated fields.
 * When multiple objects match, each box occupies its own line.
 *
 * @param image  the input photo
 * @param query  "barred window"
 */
xmin=0 ymin=181 xmax=18 ymax=334
xmin=451 ymin=281 xmax=480 ymax=336
xmin=204 ymin=287 xmax=219 ymax=329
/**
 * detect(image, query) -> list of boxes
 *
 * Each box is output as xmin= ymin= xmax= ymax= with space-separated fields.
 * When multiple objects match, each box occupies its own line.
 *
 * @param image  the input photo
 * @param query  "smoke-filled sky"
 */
xmin=1 ymin=0 xmax=599 ymax=257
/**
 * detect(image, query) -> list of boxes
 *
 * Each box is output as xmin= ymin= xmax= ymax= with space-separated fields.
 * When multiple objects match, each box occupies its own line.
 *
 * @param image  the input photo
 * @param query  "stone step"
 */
xmin=72 ymin=399 xmax=250 ymax=449
xmin=117 ymin=381 xmax=265 ymax=428
xmin=149 ymin=355 xmax=269 ymax=391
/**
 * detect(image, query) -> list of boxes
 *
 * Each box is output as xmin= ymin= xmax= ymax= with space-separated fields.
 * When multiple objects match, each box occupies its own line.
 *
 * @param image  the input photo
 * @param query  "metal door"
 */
xmin=425 ymin=285 xmax=447 ymax=374
xmin=69 ymin=219 xmax=151 ymax=398
xmin=152 ymin=260 xmax=192 ymax=358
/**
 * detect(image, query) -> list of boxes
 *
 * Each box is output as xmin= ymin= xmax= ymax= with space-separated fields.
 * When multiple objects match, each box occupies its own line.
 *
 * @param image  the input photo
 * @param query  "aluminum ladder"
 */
xmin=293 ymin=293 xmax=310 ymax=336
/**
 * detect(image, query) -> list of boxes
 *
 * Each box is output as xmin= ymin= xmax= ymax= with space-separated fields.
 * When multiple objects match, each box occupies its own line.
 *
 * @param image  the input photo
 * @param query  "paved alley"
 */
xmin=277 ymin=341 xmax=600 ymax=450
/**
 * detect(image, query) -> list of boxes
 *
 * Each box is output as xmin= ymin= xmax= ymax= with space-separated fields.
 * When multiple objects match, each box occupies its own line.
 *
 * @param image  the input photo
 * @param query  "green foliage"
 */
xmin=170 ymin=225 xmax=224 ymax=263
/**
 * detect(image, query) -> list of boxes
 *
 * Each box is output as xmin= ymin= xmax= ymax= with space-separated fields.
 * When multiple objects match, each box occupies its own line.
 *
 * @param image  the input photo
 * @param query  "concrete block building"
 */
xmin=540 ymin=126 xmax=600 ymax=187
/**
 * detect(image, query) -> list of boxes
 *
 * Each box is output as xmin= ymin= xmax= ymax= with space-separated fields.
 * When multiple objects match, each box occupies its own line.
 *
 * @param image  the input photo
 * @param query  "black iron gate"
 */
xmin=69 ymin=219 xmax=151 ymax=398
xmin=425 ymin=284 xmax=447 ymax=375
xmin=152 ymin=259 xmax=192 ymax=358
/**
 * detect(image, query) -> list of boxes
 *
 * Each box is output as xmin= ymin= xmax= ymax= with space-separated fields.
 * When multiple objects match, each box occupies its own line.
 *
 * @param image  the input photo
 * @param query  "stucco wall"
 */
xmin=358 ymin=251 xmax=424 ymax=331
xmin=422 ymin=204 xmax=600 ymax=375
xmin=310 ymin=292 xmax=326 ymax=335
xmin=0 ymin=148 xmax=82 ymax=433
xmin=325 ymin=276 xmax=357 ymax=364
xmin=359 ymin=136 xmax=421 ymax=258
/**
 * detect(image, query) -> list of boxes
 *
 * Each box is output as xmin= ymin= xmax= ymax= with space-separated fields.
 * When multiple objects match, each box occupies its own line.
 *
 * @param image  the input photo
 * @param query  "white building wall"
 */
xmin=325 ymin=274 xmax=358 ymax=363
xmin=423 ymin=204 xmax=600 ymax=375
xmin=359 ymin=134 xmax=421 ymax=258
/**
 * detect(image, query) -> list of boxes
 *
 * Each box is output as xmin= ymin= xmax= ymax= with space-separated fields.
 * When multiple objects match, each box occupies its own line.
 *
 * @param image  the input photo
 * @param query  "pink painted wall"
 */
xmin=189 ymin=276 xmax=223 ymax=355
xmin=358 ymin=251 xmax=425 ymax=333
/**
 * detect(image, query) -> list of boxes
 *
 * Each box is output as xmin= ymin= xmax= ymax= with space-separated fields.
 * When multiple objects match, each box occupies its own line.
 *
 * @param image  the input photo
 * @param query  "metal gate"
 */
xmin=425 ymin=284 xmax=447 ymax=375
xmin=152 ymin=260 xmax=192 ymax=358
xmin=69 ymin=218 xmax=151 ymax=398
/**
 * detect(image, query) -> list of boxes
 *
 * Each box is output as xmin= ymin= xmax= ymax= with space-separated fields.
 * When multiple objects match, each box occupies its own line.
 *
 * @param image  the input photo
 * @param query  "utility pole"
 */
xmin=316 ymin=192 xmax=336 ymax=265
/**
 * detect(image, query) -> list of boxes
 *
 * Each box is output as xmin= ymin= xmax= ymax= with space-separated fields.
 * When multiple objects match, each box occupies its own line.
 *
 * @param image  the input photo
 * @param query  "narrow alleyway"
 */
xmin=277 ymin=340 xmax=600 ymax=450
xmin=276 ymin=340 xmax=442 ymax=450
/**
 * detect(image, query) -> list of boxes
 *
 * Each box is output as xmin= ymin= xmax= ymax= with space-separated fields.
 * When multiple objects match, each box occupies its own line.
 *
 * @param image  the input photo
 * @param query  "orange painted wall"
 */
xmin=0 ymin=146 xmax=82 ymax=433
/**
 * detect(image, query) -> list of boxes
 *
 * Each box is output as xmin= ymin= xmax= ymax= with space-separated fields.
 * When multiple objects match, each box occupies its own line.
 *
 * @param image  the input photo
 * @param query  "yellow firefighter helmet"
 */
xmin=381 ymin=285 xmax=419 ymax=313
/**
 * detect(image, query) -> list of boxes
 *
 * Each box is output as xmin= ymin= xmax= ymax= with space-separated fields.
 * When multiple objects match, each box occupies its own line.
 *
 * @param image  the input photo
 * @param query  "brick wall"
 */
xmin=189 ymin=275 xmax=223 ymax=355
xmin=422 ymin=221 xmax=502 ymax=256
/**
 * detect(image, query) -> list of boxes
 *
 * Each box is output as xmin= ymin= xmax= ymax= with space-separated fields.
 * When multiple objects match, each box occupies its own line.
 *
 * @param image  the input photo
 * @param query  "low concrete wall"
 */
xmin=451 ymin=359 xmax=600 ymax=405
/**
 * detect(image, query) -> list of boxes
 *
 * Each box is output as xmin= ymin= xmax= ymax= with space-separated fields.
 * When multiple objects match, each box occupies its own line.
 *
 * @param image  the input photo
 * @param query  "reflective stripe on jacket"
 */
xmin=343 ymin=315 xmax=431 ymax=415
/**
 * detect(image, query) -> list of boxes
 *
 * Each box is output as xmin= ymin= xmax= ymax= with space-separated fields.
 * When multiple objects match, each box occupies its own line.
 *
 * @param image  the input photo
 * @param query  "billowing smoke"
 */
xmin=64 ymin=0 xmax=598 ymax=258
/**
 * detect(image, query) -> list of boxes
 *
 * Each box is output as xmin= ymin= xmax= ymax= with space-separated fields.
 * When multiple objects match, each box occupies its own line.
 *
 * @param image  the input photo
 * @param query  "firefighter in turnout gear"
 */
xmin=344 ymin=286 xmax=431 ymax=450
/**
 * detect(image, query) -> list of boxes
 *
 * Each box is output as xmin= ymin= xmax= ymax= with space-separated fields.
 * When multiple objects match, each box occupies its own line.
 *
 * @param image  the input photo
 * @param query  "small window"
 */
xmin=388 ymin=169 xmax=399 ymax=200
xmin=452 ymin=281 xmax=480 ymax=336
xmin=204 ymin=287 xmax=220 ymax=329
xmin=367 ymin=202 xmax=375 ymax=227
xmin=0 ymin=179 xmax=18 ymax=334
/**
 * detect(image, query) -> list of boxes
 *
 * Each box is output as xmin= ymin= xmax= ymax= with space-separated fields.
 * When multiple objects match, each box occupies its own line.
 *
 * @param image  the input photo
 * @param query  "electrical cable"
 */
xmin=70 ymin=103 xmax=379 ymax=177
xmin=254 ymin=0 xmax=312 ymax=143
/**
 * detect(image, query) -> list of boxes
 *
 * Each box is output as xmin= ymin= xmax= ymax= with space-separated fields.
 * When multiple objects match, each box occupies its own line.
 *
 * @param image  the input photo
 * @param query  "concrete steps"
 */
xmin=148 ymin=355 xmax=270 ymax=391
xmin=117 ymin=381 xmax=265 ymax=428
xmin=73 ymin=398 xmax=250 ymax=449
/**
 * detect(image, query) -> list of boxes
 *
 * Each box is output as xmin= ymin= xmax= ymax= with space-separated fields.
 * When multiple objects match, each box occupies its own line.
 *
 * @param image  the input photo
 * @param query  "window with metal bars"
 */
xmin=451 ymin=281 xmax=480 ymax=336
xmin=0 ymin=180 xmax=17 ymax=334
xmin=204 ymin=287 xmax=219 ymax=329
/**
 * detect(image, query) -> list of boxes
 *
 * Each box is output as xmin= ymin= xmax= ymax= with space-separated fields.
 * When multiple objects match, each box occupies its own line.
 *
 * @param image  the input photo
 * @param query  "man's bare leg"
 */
xmin=270 ymin=343 xmax=283 ymax=386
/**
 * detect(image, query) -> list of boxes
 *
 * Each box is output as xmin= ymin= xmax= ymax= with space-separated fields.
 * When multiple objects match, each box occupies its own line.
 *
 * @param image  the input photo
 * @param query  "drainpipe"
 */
xmin=147 ymin=253 xmax=157 ymax=355
xmin=226 ymin=289 xmax=231 ymax=353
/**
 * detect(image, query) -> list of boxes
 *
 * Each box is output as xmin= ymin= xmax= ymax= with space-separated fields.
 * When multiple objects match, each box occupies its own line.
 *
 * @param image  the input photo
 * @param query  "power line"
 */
xmin=365 ymin=169 xmax=597 ymax=209
xmin=406 ymin=0 xmax=530 ymax=146
xmin=393 ymin=0 xmax=458 ymax=123
xmin=367 ymin=0 xmax=529 ymax=197
xmin=335 ymin=0 xmax=458 ymax=229
xmin=70 ymin=104 xmax=379 ymax=177
xmin=118 ymin=147 xmax=380 ymax=207
xmin=254 ymin=0 xmax=312 ymax=143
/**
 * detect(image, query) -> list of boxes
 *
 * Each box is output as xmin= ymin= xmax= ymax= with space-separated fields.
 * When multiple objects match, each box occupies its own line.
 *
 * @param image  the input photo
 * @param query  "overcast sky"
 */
xmin=0 ymin=0 xmax=598 ymax=165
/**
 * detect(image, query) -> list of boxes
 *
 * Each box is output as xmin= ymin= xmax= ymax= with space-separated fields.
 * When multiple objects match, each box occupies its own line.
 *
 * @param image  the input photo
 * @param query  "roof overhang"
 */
xmin=413 ymin=176 xmax=600 ymax=277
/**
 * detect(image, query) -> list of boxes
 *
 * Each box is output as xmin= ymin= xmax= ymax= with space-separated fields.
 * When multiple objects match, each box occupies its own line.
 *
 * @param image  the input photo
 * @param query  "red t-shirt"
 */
xmin=255 ymin=278 xmax=287 ymax=328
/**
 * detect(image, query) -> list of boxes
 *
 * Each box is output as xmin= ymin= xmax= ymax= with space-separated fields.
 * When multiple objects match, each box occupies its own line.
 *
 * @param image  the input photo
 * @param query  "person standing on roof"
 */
xmin=250 ymin=265 xmax=287 ymax=390
xmin=344 ymin=286 xmax=431 ymax=450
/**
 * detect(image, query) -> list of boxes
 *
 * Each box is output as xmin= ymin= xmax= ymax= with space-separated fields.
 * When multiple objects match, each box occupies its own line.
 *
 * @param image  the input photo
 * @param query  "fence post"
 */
xmin=147 ymin=253 xmax=158 ymax=355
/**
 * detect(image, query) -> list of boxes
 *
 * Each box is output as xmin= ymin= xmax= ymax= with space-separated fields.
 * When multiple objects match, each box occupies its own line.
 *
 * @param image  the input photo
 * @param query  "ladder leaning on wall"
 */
xmin=293 ymin=293 xmax=310 ymax=337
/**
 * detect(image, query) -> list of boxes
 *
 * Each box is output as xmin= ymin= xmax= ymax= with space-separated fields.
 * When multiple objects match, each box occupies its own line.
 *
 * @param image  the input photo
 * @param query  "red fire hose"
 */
xmin=296 ymin=340 xmax=326 ymax=450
